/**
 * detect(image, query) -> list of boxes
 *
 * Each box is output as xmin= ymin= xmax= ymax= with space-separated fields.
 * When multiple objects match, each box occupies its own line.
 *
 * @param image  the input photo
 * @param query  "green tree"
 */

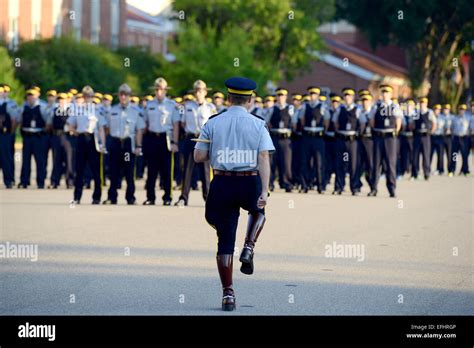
xmin=0 ymin=45 xmax=24 ymax=103
xmin=336 ymin=0 xmax=473 ymax=106
xmin=14 ymin=37 xmax=139 ymax=94
xmin=172 ymin=0 xmax=334 ymax=86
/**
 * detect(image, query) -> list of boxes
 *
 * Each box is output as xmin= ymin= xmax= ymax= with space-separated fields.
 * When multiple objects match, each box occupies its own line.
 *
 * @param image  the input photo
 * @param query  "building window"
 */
xmin=110 ymin=0 xmax=120 ymax=49
xmin=90 ymin=0 xmax=100 ymax=44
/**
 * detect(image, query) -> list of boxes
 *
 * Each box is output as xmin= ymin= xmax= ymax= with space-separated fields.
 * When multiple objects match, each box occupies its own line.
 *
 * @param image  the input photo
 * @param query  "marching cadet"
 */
xmin=250 ymin=94 xmax=264 ymax=118
xmin=290 ymin=93 xmax=304 ymax=191
xmin=142 ymin=77 xmax=181 ymax=206
xmin=17 ymin=89 xmax=50 ymax=189
xmin=411 ymin=97 xmax=436 ymax=180
xmin=470 ymin=102 xmax=474 ymax=153
xmin=323 ymin=94 xmax=340 ymax=189
xmin=194 ymin=76 xmax=274 ymax=311
xmin=332 ymin=88 xmax=360 ymax=195
xmin=102 ymin=84 xmax=144 ymax=205
xmin=441 ymin=104 xmax=455 ymax=176
xmin=266 ymin=88 xmax=294 ymax=192
xmin=68 ymin=86 xmax=107 ymax=204
xmin=263 ymin=95 xmax=275 ymax=121
xmin=48 ymin=92 xmax=74 ymax=188
xmin=299 ymin=86 xmax=330 ymax=193
xmin=175 ymin=80 xmax=216 ymax=206
xmin=213 ymin=91 xmax=227 ymax=113
xmin=398 ymin=99 xmax=416 ymax=177
xmin=452 ymin=104 xmax=470 ymax=175
xmin=367 ymin=84 xmax=402 ymax=197
xmin=0 ymin=85 xmax=19 ymax=188
xmin=102 ymin=94 xmax=113 ymax=112
xmin=357 ymin=93 xmax=375 ymax=192
xmin=430 ymin=104 xmax=445 ymax=175
xmin=45 ymin=90 xmax=57 ymax=182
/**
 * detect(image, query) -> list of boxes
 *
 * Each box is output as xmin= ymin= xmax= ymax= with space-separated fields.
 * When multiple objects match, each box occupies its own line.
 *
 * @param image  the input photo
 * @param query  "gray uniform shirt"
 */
xmin=105 ymin=103 xmax=145 ymax=138
xmin=195 ymin=105 xmax=275 ymax=171
xmin=143 ymin=97 xmax=180 ymax=133
xmin=0 ymin=98 xmax=20 ymax=121
xmin=452 ymin=114 xmax=470 ymax=136
xmin=67 ymin=102 xmax=106 ymax=133
xmin=181 ymin=100 xmax=216 ymax=134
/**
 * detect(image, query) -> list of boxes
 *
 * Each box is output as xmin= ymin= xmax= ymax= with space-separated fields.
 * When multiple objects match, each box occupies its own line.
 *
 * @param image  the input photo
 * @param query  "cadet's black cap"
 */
xmin=225 ymin=77 xmax=257 ymax=96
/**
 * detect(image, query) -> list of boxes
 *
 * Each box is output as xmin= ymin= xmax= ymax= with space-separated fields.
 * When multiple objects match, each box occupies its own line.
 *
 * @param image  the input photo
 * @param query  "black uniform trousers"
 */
xmin=323 ymin=135 xmax=337 ymax=187
xmin=74 ymin=133 xmax=102 ymax=202
xmin=373 ymin=134 xmax=397 ymax=194
xmin=301 ymin=134 xmax=325 ymax=190
xmin=430 ymin=135 xmax=444 ymax=174
xmin=335 ymin=135 xmax=358 ymax=192
xmin=144 ymin=132 xmax=173 ymax=203
xmin=0 ymin=132 xmax=14 ymax=186
xmin=20 ymin=132 xmax=48 ymax=187
xmin=412 ymin=133 xmax=431 ymax=178
xmin=205 ymin=174 xmax=264 ymax=255
xmin=453 ymin=136 xmax=470 ymax=174
xmin=270 ymin=135 xmax=292 ymax=189
xmin=51 ymin=132 xmax=74 ymax=186
xmin=444 ymin=135 xmax=455 ymax=173
xmin=107 ymin=137 xmax=136 ymax=203
xmin=399 ymin=135 xmax=414 ymax=175
xmin=179 ymin=134 xmax=210 ymax=203
xmin=291 ymin=134 xmax=303 ymax=187
xmin=357 ymin=136 xmax=374 ymax=190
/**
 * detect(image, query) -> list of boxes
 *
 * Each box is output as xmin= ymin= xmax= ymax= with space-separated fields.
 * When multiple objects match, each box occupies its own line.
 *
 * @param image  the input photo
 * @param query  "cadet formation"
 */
xmin=0 ymin=81 xmax=473 ymax=203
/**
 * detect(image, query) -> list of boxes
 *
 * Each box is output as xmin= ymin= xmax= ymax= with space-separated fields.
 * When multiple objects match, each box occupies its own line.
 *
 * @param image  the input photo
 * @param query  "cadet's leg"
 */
xmin=144 ymin=135 xmax=158 ymax=203
xmin=51 ymin=135 xmax=61 ymax=186
xmin=158 ymin=136 xmax=172 ymax=203
xmin=282 ymin=138 xmax=293 ymax=188
xmin=348 ymin=139 xmax=358 ymax=193
xmin=62 ymin=135 xmax=74 ymax=186
xmin=73 ymin=135 xmax=86 ymax=201
xmin=200 ymin=161 xmax=211 ymax=201
xmin=412 ymin=135 xmax=421 ymax=178
xmin=334 ymin=137 xmax=345 ymax=192
xmin=239 ymin=175 xmax=265 ymax=275
xmin=422 ymin=135 xmax=431 ymax=178
xmin=88 ymin=137 xmax=102 ymax=202
xmin=179 ymin=136 xmax=195 ymax=203
xmin=363 ymin=138 xmax=374 ymax=189
xmin=107 ymin=138 xmax=120 ymax=203
xmin=315 ymin=138 xmax=325 ymax=192
xmin=124 ymin=141 xmax=136 ymax=203
xmin=384 ymin=136 xmax=397 ymax=195
xmin=0 ymin=134 xmax=14 ymax=187
xmin=460 ymin=136 xmax=469 ymax=174
xmin=33 ymin=134 xmax=47 ymax=188
xmin=205 ymin=176 xmax=239 ymax=311
xmin=370 ymin=137 xmax=383 ymax=195
xmin=20 ymin=134 xmax=32 ymax=187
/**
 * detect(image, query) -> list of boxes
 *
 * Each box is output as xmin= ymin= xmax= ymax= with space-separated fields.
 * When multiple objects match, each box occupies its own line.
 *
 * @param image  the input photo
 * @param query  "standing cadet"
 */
xmin=332 ymin=88 xmax=360 ymax=195
xmin=357 ymin=93 xmax=375 ymax=192
xmin=411 ymin=97 xmax=436 ymax=180
xmin=175 ymin=80 xmax=216 ymax=206
xmin=262 ymin=95 xmax=275 ymax=121
xmin=399 ymin=99 xmax=416 ymax=177
xmin=68 ymin=86 xmax=107 ymax=204
xmin=102 ymin=84 xmax=144 ymax=205
xmin=18 ymin=89 xmax=50 ymax=189
xmin=0 ymin=86 xmax=18 ymax=188
xmin=213 ymin=91 xmax=227 ymax=113
xmin=430 ymin=104 xmax=445 ymax=175
xmin=470 ymin=102 xmax=474 ymax=154
xmin=250 ymin=94 xmax=264 ymax=118
xmin=1 ymin=84 xmax=19 ymax=183
xmin=441 ymin=104 xmax=455 ymax=176
xmin=323 ymin=94 xmax=340 ymax=189
xmin=48 ymin=93 xmax=74 ymax=188
xmin=452 ymin=104 xmax=470 ymax=175
xmin=44 ymin=90 xmax=57 ymax=177
xmin=266 ymin=88 xmax=293 ymax=192
xmin=194 ymin=77 xmax=274 ymax=311
xmin=299 ymin=86 xmax=330 ymax=193
xmin=290 ymin=93 xmax=304 ymax=191
xmin=143 ymin=77 xmax=180 ymax=205
xmin=368 ymin=84 xmax=402 ymax=197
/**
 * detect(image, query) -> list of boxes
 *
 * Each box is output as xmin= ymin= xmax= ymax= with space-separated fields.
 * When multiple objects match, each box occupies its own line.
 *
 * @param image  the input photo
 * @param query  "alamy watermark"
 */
xmin=217 ymin=147 xmax=257 ymax=167
xmin=0 ymin=241 xmax=38 ymax=262
xmin=324 ymin=241 xmax=365 ymax=262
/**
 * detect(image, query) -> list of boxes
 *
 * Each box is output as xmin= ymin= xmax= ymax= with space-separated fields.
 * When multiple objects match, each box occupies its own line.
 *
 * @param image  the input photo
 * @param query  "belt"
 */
xmin=303 ymin=130 xmax=324 ymax=137
xmin=77 ymin=132 xmax=94 ymax=138
xmin=400 ymin=131 xmax=413 ymax=137
xmin=148 ymin=131 xmax=166 ymax=137
xmin=0 ymin=128 xmax=12 ymax=134
xmin=337 ymin=133 xmax=357 ymax=140
xmin=185 ymin=132 xmax=200 ymax=138
xmin=22 ymin=130 xmax=45 ymax=136
xmin=213 ymin=170 xmax=258 ymax=177
xmin=111 ymin=136 xmax=130 ymax=143
xmin=374 ymin=130 xmax=396 ymax=137
xmin=415 ymin=131 xmax=430 ymax=136
xmin=53 ymin=129 xmax=65 ymax=136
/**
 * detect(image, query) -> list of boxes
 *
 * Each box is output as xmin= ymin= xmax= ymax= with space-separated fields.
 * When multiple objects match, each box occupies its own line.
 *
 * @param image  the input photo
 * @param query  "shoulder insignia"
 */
xmin=251 ymin=112 xmax=264 ymax=121
xmin=209 ymin=110 xmax=226 ymax=120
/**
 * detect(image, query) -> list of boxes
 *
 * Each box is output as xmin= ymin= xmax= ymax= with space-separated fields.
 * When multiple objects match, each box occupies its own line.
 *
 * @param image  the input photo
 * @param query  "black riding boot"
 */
xmin=216 ymin=254 xmax=235 ymax=311
xmin=239 ymin=212 xmax=266 ymax=275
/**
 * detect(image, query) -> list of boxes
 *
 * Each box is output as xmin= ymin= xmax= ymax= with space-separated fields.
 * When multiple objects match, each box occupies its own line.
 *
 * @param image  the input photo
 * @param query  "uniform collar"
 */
xmin=228 ymin=105 xmax=248 ymax=113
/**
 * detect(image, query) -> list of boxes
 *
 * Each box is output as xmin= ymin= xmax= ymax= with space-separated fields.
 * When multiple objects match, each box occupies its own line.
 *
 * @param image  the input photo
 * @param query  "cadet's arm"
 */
xmin=258 ymin=150 xmax=270 ymax=194
xmin=194 ymin=149 xmax=209 ymax=163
